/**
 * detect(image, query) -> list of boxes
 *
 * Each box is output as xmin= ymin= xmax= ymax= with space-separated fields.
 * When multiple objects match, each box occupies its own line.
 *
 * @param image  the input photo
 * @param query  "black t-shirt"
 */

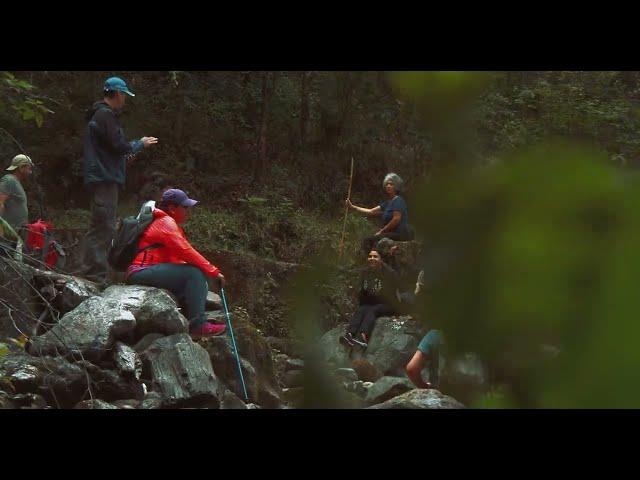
xmin=358 ymin=262 xmax=399 ymax=307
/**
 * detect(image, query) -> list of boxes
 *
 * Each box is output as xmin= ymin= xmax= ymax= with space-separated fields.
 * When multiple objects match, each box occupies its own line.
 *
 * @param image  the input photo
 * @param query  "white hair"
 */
xmin=383 ymin=173 xmax=404 ymax=194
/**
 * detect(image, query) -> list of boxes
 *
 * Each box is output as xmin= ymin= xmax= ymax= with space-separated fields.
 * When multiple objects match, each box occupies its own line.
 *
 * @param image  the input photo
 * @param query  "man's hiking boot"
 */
xmin=339 ymin=332 xmax=355 ymax=348
xmin=190 ymin=322 xmax=226 ymax=339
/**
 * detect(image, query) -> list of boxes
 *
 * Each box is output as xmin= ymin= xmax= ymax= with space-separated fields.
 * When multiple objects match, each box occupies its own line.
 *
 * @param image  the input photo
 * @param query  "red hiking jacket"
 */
xmin=129 ymin=208 xmax=220 ymax=277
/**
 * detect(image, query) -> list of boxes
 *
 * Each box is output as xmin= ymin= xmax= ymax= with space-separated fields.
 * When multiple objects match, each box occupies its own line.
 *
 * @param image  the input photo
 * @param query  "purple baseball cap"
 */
xmin=161 ymin=188 xmax=198 ymax=207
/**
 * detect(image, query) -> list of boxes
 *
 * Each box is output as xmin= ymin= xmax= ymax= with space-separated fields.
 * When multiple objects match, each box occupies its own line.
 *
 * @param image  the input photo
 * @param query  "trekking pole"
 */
xmin=220 ymin=287 xmax=249 ymax=402
xmin=339 ymin=157 xmax=355 ymax=260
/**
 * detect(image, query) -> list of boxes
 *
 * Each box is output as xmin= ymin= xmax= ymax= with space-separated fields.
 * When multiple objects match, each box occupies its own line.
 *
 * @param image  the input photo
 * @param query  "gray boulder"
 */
xmin=319 ymin=316 xmax=426 ymax=377
xmin=139 ymin=391 xmax=163 ymax=409
xmin=112 ymin=399 xmax=141 ymax=409
xmin=141 ymin=334 xmax=222 ymax=408
xmin=114 ymin=342 xmax=142 ymax=381
xmin=365 ymin=376 xmax=415 ymax=405
xmin=368 ymin=389 xmax=465 ymax=409
xmin=58 ymin=277 xmax=100 ymax=313
xmin=29 ymin=296 xmax=137 ymax=362
xmin=205 ymin=291 xmax=223 ymax=310
xmin=335 ymin=368 xmax=358 ymax=382
xmin=133 ymin=333 xmax=165 ymax=353
xmin=220 ymin=390 xmax=248 ymax=409
xmin=9 ymin=393 xmax=48 ymax=409
xmin=343 ymin=380 xmax=369 ymax=398
xmin=76 ymin=360 xmax=144 ymax=402
xmin=101 ymin=285 xmax=188 ymax=339
xmin=74 ymin=399 xmax=118 ymax=409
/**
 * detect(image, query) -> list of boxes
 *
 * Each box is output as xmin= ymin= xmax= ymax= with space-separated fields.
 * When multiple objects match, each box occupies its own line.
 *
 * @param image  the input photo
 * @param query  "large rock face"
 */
xmin=140 ymin=334 xmax=223 ymax=408
xmin=0 ymin=352 xmax=88 ymax=408
xmin=101 ymin=285 xmax=188 ymax=338
xmin=368 ymin=388 xmax=465 ymax=409
xmin=319 ymin=316 xmax=426 ymax=377
xmin=28 ymin=285 xmax=191 ymax=362
xmin=28 ymin=296 xmax=137 ymax=362
xmin=200 ymin=312 xmax=281 ymax=408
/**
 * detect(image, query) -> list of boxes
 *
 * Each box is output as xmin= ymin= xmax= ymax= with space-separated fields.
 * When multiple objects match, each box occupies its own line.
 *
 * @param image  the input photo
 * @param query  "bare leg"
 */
xmin=406 ymin=350 xmax=432 ymax=389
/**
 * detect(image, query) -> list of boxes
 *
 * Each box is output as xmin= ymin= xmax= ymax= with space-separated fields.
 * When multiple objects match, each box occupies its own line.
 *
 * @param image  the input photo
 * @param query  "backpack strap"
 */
xmin=137 ymin=243 xmax=163 ymax=254
xmin=40 ymin=229 xmax=51 ymax=263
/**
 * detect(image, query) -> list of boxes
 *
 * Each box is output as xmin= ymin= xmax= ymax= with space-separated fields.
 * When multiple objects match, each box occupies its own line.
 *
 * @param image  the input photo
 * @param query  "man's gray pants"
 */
xmin=83 ymin=182 xmax=118 ymax=284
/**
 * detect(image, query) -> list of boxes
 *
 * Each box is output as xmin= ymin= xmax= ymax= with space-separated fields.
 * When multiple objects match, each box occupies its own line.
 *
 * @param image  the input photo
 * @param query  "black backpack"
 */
xmin=108 ymin=210 xmax=162 ymax=272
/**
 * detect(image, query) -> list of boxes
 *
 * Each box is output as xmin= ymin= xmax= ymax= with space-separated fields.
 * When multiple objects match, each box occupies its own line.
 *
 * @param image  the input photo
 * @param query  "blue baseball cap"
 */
xmin=161 ymin=188 xmax=198 ymax=207
xmin=104 ymin=76 xmax=135 ymax=97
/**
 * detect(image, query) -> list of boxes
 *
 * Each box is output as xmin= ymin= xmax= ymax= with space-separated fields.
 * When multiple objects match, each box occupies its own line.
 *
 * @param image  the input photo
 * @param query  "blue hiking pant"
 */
xmin=128 ymin=263 xmax=208 ymax=328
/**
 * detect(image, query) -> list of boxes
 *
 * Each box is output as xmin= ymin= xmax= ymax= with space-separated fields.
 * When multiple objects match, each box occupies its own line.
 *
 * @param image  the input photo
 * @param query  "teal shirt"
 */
xmin=0 ymin=174 xmax=28 ymax=230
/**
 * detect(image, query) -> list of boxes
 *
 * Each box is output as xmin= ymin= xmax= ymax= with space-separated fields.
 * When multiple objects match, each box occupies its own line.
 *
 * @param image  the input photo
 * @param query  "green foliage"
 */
xmin=46 ymin=209 xmax=91 ymax=230
xmin=0 ymin=72 xmax=53 ymax=127
xmin=412 ymin=142 xmax=640 ymax=407
xmin=185 ymin=192 xmax=372 ymax=264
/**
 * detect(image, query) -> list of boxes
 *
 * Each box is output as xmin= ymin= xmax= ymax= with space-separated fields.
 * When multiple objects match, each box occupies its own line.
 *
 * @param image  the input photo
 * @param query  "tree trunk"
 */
xmin=255 ymin=72 xmax=278 ymax=180
xmin=173 ymin=73 xmax=186 ymax=145
xmin=299 ymin=71 xmax=310 ymax=150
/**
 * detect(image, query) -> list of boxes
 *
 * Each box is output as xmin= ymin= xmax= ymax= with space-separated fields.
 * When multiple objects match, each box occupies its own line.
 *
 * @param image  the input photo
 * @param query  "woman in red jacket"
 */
xmin=126 ymin=188 xmax=227 ymax=338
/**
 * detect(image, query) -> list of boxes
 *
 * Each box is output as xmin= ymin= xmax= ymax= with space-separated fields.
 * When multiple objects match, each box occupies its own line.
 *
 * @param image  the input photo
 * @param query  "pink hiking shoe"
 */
xmin=190 ymin=322 xmax=227 ymax=339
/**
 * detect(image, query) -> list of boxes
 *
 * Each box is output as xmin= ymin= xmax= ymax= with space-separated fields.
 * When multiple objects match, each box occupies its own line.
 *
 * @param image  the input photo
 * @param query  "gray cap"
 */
xmin=6 ymin=154 xmax=34 ymax=171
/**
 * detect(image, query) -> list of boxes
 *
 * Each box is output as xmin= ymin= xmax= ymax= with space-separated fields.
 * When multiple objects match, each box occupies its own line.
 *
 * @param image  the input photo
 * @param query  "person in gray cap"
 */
xmin=0 ymin=154 xmax=34 ymax=232
xmin=82 ymin=76 xmax=158 ymax=284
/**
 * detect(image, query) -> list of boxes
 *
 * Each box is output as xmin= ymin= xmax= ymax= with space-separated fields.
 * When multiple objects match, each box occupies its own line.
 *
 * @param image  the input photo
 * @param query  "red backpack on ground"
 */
xmin=25 ymin=219 xmax=65 ymax=270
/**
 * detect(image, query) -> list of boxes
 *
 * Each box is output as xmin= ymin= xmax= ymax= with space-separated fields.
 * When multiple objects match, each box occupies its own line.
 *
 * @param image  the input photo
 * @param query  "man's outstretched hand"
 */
xmin=141 ymin=136 xmax=158 ymax=148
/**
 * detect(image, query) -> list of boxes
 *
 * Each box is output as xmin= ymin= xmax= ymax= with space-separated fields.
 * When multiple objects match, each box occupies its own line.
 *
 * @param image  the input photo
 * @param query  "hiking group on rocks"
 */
xmin=340 ymin=171 xmax=443 ymax=390
xmin=0 ymin=75 xmax=459 ymax=409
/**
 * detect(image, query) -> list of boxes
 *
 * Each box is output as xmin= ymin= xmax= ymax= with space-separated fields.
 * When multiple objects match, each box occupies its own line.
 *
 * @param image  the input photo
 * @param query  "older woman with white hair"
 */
xmin=347 ymin=172 xmax=413 ymax=253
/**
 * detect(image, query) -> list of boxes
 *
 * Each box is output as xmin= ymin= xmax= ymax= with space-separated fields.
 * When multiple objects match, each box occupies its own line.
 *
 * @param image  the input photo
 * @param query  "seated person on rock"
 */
xmin=346 ymin=172 xmax=413 ymax=255
xmin=376 ymin=237 xmax=424 ymax=312
xmin=406 ymin=329 xmax=443 ymax=389
xmin=339 ymin=247 xmax=399 ymax=350
xmin=126 ymin=188 xmax=227 ymax=339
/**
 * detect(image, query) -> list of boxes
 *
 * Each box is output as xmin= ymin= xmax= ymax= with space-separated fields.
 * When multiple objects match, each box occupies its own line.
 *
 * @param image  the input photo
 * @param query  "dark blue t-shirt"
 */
xmin=379 ymin=195 xmax=409 ymax=234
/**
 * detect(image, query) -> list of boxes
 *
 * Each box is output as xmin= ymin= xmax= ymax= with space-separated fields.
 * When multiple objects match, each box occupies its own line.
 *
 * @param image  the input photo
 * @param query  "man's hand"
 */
xmin=217 ymin=273 xmax=226 ymax=289
xmin=141 ymin=137 xmax=158 ymax=148
xmin=345 ymin=198 xmax=353 ymax=209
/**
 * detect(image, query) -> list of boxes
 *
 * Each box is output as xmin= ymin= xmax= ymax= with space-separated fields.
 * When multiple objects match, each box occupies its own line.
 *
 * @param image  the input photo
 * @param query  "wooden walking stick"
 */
xmin=339 ymin=157 xmax=355 ymax=259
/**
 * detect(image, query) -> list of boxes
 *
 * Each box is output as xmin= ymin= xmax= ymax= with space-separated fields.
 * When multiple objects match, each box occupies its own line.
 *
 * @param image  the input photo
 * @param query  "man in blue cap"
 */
xmin=82 ymin=76 xmax=158 ymax=285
